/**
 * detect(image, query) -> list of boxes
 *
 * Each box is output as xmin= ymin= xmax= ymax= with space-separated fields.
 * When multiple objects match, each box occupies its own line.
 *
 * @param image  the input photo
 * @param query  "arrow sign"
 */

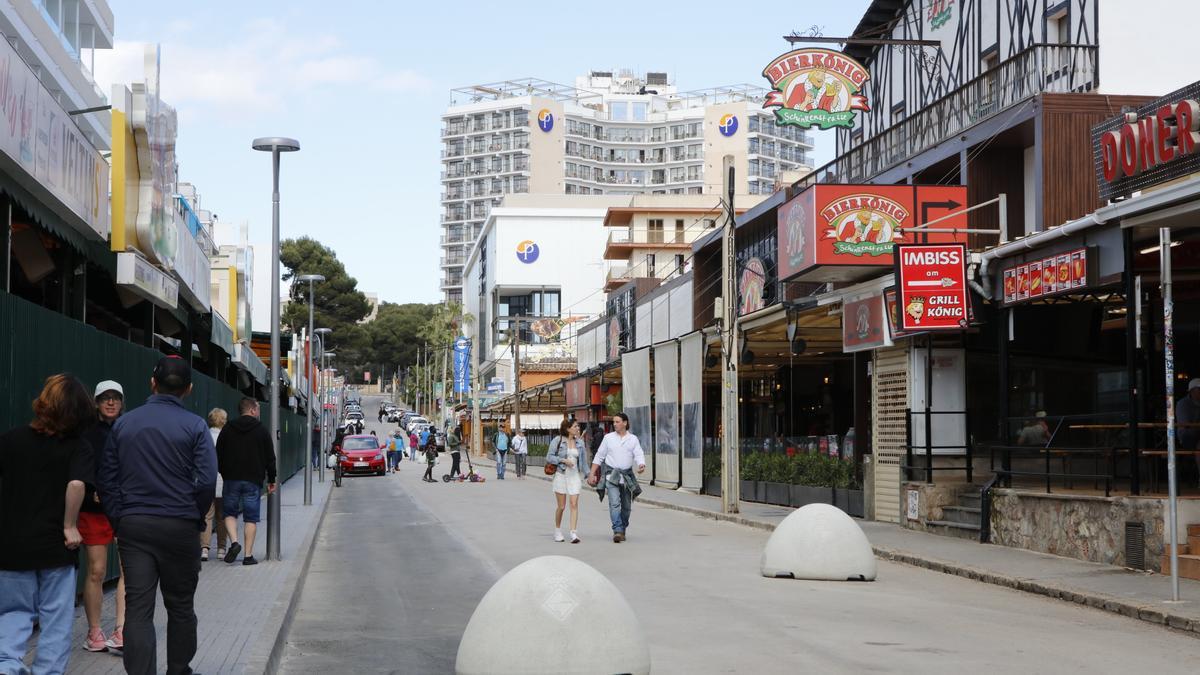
xmin=918 ymin=199 xmax=962 ymax=243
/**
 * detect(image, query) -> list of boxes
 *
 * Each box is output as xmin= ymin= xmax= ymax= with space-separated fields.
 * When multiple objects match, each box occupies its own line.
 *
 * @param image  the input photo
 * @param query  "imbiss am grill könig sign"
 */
xmin=894 ymin=244 xmax=969 ymax=331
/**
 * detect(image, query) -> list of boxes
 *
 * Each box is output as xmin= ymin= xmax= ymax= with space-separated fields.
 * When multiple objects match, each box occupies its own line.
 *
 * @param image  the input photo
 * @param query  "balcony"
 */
xmin=441 ymin=256 xmax=466 ymax=268
xmin=796 ymin=43 xmax=1098 ymax=189
xmin=442 ymin=148 xmax=465 ymax=158
xmin=604 ymin=228 xmax=691 ymax=259
xmin=440 ymin=234 xmax=466 ymax=246
xmin=604 ymin=264 xmax=631 ymax=290
xmin=441 ymin=213 xmax=466 ymax=223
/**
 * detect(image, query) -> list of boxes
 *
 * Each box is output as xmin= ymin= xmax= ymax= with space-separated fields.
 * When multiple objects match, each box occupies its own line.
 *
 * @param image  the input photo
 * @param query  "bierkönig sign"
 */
xmin=894 ymin=244 xmax=969 ymax=331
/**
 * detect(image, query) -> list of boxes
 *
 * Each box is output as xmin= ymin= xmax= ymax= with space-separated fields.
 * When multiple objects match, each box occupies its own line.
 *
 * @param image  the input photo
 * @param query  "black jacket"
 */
xmin=81 ymin=418 xmax=114 ymax=513
xmin=217 ymin=415 xmax=277 ymax=484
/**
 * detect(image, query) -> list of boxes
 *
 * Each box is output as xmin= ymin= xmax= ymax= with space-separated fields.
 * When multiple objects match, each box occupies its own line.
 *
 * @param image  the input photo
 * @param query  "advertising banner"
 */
xmin=1000 ymin=247 xmax=1094 ymax=307
xmin=894 ymin=244 xmax=969 ymax=331
xmin=653 ymin=340 xmax=680 ymax=488
xmin=453 ymin=336 xmax=471 ymax=393
xmin=679 ymin=331 xmax=704 ymax=492
xmin=761 ymin=49 xmax=871 ymax=130
xmin=621 ymin=347 xmax=653 ymax=482
xmin=842 ymin=293 xmax=892 ymax=352
xmin=777 ymin=184 xmax=967 ymax=282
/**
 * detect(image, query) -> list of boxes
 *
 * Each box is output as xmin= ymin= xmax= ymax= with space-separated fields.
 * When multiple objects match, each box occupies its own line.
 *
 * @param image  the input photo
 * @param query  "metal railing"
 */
xmin=903 ymin=409 xmax=973 ymax=483
xmin=795 ymin=43 xmax=1098 ymax=190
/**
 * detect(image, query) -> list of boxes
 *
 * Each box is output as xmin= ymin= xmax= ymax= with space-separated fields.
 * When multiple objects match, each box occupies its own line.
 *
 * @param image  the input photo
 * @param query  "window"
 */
xmin=632 ymin=102 xmax=648 ymax=121
xmin=645 ymin=254 xmax=656 ymax=276
xmin=675 ymin=219 xmax=685 ymax=243
xmin=497 ymin=290 xmax=561 ymax=344
xmin=610 ymin=101 xmax=628 ymax=121
xmin=675 ymin=254 xmax=686 ymax=275
xmin=648 ymin=218 xmax=664 ymax=244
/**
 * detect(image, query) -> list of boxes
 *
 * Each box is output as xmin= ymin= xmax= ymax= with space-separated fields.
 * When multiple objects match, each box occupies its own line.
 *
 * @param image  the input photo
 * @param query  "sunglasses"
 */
xmin=98 ymin=394 xmax=123 ymax=404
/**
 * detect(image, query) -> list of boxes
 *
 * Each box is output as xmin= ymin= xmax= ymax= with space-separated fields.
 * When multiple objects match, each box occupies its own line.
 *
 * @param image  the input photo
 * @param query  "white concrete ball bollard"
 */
xmin=760 ymin=503 xmax=877 ymax=581
xmin=455 ymin=555 xmax=651 ymax=675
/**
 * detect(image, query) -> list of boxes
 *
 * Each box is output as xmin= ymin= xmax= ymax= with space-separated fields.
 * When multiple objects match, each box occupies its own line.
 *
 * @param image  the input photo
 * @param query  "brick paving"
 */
xmin=27 ymin=473 xmax=332 ymax=674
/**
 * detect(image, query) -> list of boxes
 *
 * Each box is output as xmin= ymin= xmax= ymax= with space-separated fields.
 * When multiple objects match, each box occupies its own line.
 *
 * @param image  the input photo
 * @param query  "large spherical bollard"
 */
xmin=455 ymin=555 xmax=651 ymax=675
xmin=760 ymin=503 xmax=877 ymax=581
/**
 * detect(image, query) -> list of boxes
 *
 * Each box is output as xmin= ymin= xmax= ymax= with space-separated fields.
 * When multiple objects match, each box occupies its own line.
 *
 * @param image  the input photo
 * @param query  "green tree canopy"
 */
xmin=279 ymin=236 xmax=371 ymax=379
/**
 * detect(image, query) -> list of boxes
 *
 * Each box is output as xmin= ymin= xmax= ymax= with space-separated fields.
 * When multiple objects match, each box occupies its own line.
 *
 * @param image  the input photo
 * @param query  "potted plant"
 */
xmin=702 ymin=452 xmax=722 ymax=496
xmin=763 ymin=453 xmax=792 ymax=506
xmin=788 ymin=452 xmax=834 ymax=507
xmin=740 ymin=452 xmax=764 ymax=503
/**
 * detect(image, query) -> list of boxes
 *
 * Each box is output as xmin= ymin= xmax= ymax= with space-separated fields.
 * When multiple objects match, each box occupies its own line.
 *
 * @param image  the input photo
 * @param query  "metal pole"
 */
xmin=303 ymin=282 xmax=314 ymax=506
xmin=1125 ymin=228 xmax=1141 ymax=495
xmin=317 ymin=339 xmax=324 ymax=483
xmin=266 ymin=149 xmax=282 ymax=562
xmin=720 ymin=155 xmax=740 ymax=514
xmin=1160 ymin=226 xmax=1180 ymax=602
xmin=513 ymin=322 xmax=522 ymax=435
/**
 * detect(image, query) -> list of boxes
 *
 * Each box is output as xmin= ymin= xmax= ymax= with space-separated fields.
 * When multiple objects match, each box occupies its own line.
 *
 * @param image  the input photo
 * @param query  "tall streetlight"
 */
xmin=314 ymin=327 xmax=332 ymax=483
xmin=296 ymin=274 xmax=325 ymax=505
xmin=253 ymin=136 xmax=300 ymax=561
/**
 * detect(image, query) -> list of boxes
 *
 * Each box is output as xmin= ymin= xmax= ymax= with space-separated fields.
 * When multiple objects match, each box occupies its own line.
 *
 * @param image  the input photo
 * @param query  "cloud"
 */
xmin=93 ymin=19 xmax=429 ymax=118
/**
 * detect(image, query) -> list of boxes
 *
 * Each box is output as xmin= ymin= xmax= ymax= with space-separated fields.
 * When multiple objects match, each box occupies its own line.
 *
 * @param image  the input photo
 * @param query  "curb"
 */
xmin=481 ymin=455 xmax=1199 ymax=637
xmin=242 ymin=479 xmax=337 ymax=673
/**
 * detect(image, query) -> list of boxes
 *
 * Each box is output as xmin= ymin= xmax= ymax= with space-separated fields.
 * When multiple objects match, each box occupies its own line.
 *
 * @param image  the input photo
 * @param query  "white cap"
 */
xmin=94 ymin=380 xmax=123 ymax=398
xmin=1189 ymin=379 xmax=1200 ymax=391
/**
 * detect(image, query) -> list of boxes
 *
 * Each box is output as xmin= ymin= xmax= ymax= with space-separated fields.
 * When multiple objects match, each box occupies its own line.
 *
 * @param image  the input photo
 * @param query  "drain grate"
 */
xmin=1125 ymin=521 xmax=1146 ymax=570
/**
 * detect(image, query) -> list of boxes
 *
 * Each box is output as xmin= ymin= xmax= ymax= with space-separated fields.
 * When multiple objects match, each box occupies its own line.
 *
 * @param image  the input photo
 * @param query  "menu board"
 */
xmin=1000 ymin=247 xmax=1094 ymax=306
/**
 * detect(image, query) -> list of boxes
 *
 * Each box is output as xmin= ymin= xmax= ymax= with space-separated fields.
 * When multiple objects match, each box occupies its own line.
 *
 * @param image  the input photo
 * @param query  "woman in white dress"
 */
xmin=547 ymin=419 xmax=589 ymax=543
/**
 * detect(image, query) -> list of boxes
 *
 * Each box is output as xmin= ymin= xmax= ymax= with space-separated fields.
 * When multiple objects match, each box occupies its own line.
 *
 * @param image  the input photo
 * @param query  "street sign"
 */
xmin=894 ymin=243 xmax=969 ymax=331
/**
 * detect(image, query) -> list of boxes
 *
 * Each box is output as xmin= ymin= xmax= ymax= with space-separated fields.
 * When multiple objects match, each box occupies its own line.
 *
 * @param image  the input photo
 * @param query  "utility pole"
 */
xmin=512 ymin=320 xmax=522 ymax=434
xmin=441 ymin=341 xmax=450 ymax=429
xmin=416 ymin=344 xmax=424 ymax=416
xmin=720 ymin=155 xmax=740 ymax=514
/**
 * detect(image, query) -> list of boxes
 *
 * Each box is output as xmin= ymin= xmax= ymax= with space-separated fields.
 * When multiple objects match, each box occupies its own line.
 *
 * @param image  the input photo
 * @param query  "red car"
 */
xmin=337 ymin=435 xmax=387 ymax=476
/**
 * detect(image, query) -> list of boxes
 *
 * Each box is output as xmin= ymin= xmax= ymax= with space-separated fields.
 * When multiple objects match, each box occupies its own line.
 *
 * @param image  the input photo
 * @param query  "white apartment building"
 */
xmin=440 ymin=70 xmax=815 ymax=303
xmin=0 ymin=1 xmax=113 ymax=150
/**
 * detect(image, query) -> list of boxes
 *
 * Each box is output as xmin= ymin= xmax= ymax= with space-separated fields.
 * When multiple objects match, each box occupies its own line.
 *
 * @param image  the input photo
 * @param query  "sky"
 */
xmin=94 ymin=0 xmax=873 ymax=330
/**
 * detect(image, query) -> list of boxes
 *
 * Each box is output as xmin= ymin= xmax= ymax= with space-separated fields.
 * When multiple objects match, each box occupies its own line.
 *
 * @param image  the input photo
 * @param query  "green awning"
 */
xmin=0 ymin=168 xmax=116 ymax=278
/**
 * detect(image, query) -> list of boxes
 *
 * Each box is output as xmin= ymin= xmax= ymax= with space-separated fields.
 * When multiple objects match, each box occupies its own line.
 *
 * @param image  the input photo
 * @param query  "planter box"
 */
xmin=764 ymin=481 xmax=791 ymax=506
xmin=843 ymin=489 xmax=864 ymax=517
xmin=703 ymin=476 xmax=722 ymax=497
xmin=789 ymin=485 xmax=834 ymax=508
xmin=740 ymin=480 xmax=761 ymax=503
xmin=527 ymin=456 xmax=546 ymax=466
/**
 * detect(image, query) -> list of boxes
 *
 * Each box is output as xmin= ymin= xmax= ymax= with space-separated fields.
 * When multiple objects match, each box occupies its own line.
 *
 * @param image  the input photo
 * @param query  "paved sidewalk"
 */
xmin=484 ymin=455 xmax=1200 ymax=636
xmin=52 ymin=472 xmax=333 ymax=674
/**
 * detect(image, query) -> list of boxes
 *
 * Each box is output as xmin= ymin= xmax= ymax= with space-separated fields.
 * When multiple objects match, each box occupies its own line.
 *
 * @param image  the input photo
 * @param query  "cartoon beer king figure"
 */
xmin=818 ymin=78 xmax=842 ymax=112
xmin=906 ymin=295 xmax=927 ymax=325
xmin=802 ymin=70 xmax=826 ymax=111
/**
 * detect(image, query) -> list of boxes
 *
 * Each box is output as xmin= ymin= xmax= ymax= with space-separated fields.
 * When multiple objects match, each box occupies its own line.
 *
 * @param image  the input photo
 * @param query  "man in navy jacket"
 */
xmin=98 ymin=356 xmax=216 ymax=675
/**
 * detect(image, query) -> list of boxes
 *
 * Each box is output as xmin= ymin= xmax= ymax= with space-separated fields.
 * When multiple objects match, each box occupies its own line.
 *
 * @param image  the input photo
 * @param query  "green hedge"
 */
xmin=738 ymin=451 xmax=854 ymax=489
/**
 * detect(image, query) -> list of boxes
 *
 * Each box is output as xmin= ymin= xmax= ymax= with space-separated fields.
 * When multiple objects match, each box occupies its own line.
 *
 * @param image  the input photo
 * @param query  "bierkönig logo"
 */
xmin=821 ymin=193 xmax=906 ymax=256
xmin=537 ymin=109 xmax=554 ymax=132
xmin=516 ymin=239 xmax=540 ymax=264
xmin=718 ymin=114 xmax=739 ymax=137
xmin=762 ymin=48 xmax=870 ymax=130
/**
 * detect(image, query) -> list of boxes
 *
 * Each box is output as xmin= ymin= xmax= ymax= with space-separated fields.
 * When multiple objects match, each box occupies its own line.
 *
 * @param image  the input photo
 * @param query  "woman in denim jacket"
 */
xmin=546 ymin=419 xmax=589 ymax=543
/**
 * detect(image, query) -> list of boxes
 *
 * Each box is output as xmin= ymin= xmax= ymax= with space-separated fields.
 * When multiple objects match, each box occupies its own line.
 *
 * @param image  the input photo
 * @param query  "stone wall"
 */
xmin=902 ymin=482 xmax=966 ymax=532
xmin=990 ymin=490 xmax=1166 ymax=570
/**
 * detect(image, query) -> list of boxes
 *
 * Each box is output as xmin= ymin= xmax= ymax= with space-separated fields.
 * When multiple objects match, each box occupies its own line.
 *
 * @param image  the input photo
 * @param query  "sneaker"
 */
xmin=200 ymin=547 xmax=209 ymax=562
xmin=617 ymin=532 xmax=626 ymax=542
xmin=554 ymin=530 xmax=565 ymax=542
xmin=217 ymin=548 xmax=226 ymax=559
xmin=242 ymin=555 xmax=258 ymax=566
xmin=105 ymin=628 xmax=123 ymax=653
xmin=224 ymin=542 xmax=242 ymax=563
xmin=570 ymin=531 xmax=580 ymax=544
xmin=613 ymin=533 xmax=621 ymax=543
xmin=83 ymin=627 xmax=107 ymax=652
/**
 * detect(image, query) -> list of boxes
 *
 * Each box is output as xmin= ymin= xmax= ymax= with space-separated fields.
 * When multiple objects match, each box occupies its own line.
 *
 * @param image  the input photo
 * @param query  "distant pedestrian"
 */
xmin=0 ymin=374 xmax=93 ymax=674
xmin=547 ymin=420 xmax=589 ymax=543
xmin=409 ymin=430 xmax=419 ymax=461
xmin=419 ymin=426 xmax=430 ymax=453
xmin=97 ymin=357 xmax=216 ymax=675
xmin=311 ymin=425 xmax=322 ymax=470
xmin=447 ymin=422 xmax=463 ymax=478
xmin=80 ymin=380 xmax=128 ymax=654
xmin=217 ymin=398 xmax=277 ymax=567
xmin=201 ymin=408 xmax=229 ymax=563
xmin=587 ymin=412 xmax=645 ymax=543
xmin=388 ymin=430 xmax=403 ymax=473
xmin=511 ymin=428 xmax=529 ymax=479
xmin=422 ymin=442 xmax=438 ymax=482
xmin=495 ymin=427 xmax=510 ymax=480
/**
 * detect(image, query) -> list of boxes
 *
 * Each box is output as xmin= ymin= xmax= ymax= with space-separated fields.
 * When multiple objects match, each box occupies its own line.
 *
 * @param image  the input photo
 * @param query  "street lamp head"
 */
xmin=297 ymin=274 xmax=325 ymax=283
xmin=252 ymin=136 xmax=300 ymax=152
xmin=314 ymin=327 xmax=332 ymax=336
xmin=324 ymin=352 xmax=336 ymax=359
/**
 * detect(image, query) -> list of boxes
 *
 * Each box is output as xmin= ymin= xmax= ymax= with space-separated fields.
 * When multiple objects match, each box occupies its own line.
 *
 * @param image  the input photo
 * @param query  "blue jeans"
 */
xmin=606 ymin=480 xmax=632 ymax=534
xmin=223 ymin=479 xmax=262 ymax=523
xmin=0 ymin=565 xmax=77 ymax=674
xmin=496 ymin=451 xmax=507 ymax=478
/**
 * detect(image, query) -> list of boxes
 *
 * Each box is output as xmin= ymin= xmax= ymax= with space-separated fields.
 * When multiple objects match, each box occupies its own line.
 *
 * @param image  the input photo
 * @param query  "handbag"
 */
xmin=544 ymin=436 xmax=562 ymax=476
xmin=544 ymin=462 xmax=557 ymax=476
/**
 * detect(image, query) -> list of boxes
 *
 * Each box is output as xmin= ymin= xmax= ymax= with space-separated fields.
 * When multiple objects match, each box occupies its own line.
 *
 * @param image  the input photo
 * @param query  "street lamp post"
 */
xmin=315 ymin=328 xmax=332 ymax=484
xmin=253 ymin=136 xmax=300 ymax=562
xmin=296 ymin=274 xmax=325 ymax=506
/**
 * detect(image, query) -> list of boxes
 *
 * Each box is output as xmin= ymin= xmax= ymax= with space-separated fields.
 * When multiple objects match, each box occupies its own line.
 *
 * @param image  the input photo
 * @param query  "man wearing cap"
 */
xmin=97 ymin=356 xmax=216 ymax=675
xmin=1176 ymin=379 xmax=1200 ymax=485
xmin=80 ymin=380 xmax=127 ymax=654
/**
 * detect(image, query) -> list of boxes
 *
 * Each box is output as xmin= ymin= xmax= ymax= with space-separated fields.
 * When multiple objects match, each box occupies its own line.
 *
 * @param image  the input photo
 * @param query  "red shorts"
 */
xmin=78 ymin=511 xmax=114 ymax=546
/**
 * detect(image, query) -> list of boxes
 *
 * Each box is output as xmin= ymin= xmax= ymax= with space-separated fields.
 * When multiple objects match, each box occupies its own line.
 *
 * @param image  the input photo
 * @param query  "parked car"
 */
xmin=337 ymin=435 xmax=386 ymax=476
xmin=406 ymin=416 xmax=429 ymax=433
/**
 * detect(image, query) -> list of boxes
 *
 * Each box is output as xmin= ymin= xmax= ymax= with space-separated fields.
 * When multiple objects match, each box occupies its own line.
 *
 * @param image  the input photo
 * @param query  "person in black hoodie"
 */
xmin=217 ymin=397 xmax=276 ymax=566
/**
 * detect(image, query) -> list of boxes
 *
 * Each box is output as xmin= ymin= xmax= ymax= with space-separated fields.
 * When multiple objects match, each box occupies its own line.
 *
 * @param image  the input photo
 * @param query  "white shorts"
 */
xmin=552 ymin=469 xmax=582 ymax=496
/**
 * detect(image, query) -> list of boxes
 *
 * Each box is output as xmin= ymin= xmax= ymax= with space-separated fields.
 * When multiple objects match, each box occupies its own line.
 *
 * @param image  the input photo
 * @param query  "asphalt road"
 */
xmin=280 ymin=396 xmax=1199 ymax=674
